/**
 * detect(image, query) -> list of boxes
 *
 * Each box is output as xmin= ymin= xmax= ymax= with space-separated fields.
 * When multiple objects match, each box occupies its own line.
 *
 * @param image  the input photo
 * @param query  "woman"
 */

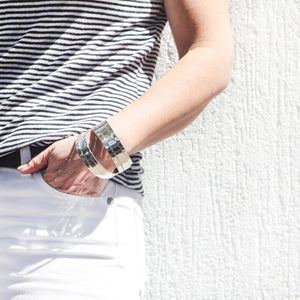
xmin=0 ymin=0 xmax=233 ymax=299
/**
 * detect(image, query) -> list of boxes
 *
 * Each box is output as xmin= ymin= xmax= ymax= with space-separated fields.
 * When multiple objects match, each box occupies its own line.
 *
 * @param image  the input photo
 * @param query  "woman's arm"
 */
xmin=108 ymin=0 xmax=234 ymax=154
xmin=18 ymin=0 xmax=233 ymax=196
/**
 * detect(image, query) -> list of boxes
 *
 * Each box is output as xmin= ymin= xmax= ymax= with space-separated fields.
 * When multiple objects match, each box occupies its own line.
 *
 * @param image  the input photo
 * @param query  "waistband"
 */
xmin=0 ymin=145 xmax=49 ymax=168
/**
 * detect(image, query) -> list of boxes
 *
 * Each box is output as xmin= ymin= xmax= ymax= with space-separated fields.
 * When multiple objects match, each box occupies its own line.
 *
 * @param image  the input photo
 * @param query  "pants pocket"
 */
xmin=0 ymin=169 xmax=119 ymax=259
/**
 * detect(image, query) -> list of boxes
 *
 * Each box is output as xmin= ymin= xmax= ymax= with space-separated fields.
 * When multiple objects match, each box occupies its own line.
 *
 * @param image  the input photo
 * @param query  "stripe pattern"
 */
xmin=0 ymin=0 xmax=167 ymax=193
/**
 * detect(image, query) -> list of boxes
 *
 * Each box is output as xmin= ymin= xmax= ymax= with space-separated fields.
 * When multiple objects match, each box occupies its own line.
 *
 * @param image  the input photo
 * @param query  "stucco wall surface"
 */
xmin=142 ymin=1 xmax=300 ymax=299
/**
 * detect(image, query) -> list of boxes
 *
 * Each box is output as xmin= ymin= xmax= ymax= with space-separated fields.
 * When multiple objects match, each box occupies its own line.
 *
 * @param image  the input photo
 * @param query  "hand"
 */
xmin=17 ymin=135 xmax=108 ymax=197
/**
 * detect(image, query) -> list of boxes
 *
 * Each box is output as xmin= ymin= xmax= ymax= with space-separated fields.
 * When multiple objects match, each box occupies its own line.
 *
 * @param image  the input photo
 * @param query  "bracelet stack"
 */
xmin=75 ymin=120 xmax=132 ymax=179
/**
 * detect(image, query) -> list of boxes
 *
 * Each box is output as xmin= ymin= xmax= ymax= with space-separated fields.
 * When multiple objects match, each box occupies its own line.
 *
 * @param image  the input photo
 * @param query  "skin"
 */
xmin=18 ymin=0 xmax=234 ymax=197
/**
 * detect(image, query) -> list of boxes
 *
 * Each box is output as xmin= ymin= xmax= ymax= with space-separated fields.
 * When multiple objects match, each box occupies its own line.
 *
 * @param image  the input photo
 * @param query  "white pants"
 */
xmin=0 ymin=149 xmax=146 ymax=300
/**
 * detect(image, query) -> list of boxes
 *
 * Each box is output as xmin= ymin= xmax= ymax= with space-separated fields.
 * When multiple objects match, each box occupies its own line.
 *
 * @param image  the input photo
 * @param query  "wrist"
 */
xmin=106 ymin=114 xmax=137 ymax=155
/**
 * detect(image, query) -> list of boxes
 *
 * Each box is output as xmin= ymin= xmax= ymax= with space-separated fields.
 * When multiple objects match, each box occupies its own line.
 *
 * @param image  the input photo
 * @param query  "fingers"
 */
xmin=17 ymin=146 xmax=53 ymax=174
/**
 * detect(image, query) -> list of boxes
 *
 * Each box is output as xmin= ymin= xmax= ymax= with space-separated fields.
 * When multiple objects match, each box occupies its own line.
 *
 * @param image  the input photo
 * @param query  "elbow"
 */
xmin=218 ymin=59 xmax=233 ymax=95
xmin=187 ymin=37 xmax=234 ymax=97
xmin=215 ymin=37 xmax=234 ymax=93
xmin=210 ymin=41 xmax=234 ymax=96
xmin=220 ymin=46 xmax=234 ymax=91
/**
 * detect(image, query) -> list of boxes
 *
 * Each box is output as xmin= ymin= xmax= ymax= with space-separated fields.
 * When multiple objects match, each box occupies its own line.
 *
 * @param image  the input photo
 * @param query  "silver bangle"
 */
xmin=75 ymin=121 xmax=132 ymax=179
xmin=92 ymin=121 xmax=132 ymax=172
xmin=75 ymin=131 xmax=117 ymax=179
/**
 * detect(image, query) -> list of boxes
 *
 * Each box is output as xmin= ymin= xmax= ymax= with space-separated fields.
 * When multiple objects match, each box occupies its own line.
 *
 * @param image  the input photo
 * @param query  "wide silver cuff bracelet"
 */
xmin=75 ymin=121 xmax=132 ymax=179
xmin=92 ymin=121 xmax=132 ymax=172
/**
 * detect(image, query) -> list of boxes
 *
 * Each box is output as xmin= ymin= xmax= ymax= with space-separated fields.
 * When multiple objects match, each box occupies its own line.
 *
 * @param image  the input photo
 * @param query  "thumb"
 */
xmin=18 ymin=146 xmax=53 ymax=174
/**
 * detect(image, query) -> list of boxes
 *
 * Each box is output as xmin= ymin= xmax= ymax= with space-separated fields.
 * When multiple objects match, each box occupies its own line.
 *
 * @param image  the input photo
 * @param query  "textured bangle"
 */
xmin=92 ymin=121 xmax=132 ymax=172
xmin=75 ymin=131 xmax=118 ymax=179
xmin=75 ymin=121 xmax=132 ymax=179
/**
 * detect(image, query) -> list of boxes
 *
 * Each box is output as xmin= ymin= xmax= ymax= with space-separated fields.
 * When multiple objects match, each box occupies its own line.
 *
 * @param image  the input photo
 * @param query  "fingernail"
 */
xmin=17 ymin=164 xmax=28 ymax=171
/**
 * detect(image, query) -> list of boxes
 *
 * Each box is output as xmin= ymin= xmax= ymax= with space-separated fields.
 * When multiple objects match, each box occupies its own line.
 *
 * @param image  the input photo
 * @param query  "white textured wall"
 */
xmin=142 ymin=1 xmax=300 ymax=299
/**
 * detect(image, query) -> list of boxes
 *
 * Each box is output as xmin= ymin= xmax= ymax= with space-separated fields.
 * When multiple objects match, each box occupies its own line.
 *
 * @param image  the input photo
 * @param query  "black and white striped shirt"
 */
xmin=0 ymin=0 xmax=167 ymax=193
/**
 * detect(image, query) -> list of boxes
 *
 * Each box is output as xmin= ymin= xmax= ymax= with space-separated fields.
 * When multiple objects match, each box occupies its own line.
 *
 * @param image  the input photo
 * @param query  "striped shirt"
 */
xmin=0 ymin=0 xmax=167 ymax=193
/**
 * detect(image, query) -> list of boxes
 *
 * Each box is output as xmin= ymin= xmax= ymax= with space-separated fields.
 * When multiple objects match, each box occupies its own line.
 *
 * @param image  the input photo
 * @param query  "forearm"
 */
xmin=108 ymin=44 xmax=233 ymax=155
